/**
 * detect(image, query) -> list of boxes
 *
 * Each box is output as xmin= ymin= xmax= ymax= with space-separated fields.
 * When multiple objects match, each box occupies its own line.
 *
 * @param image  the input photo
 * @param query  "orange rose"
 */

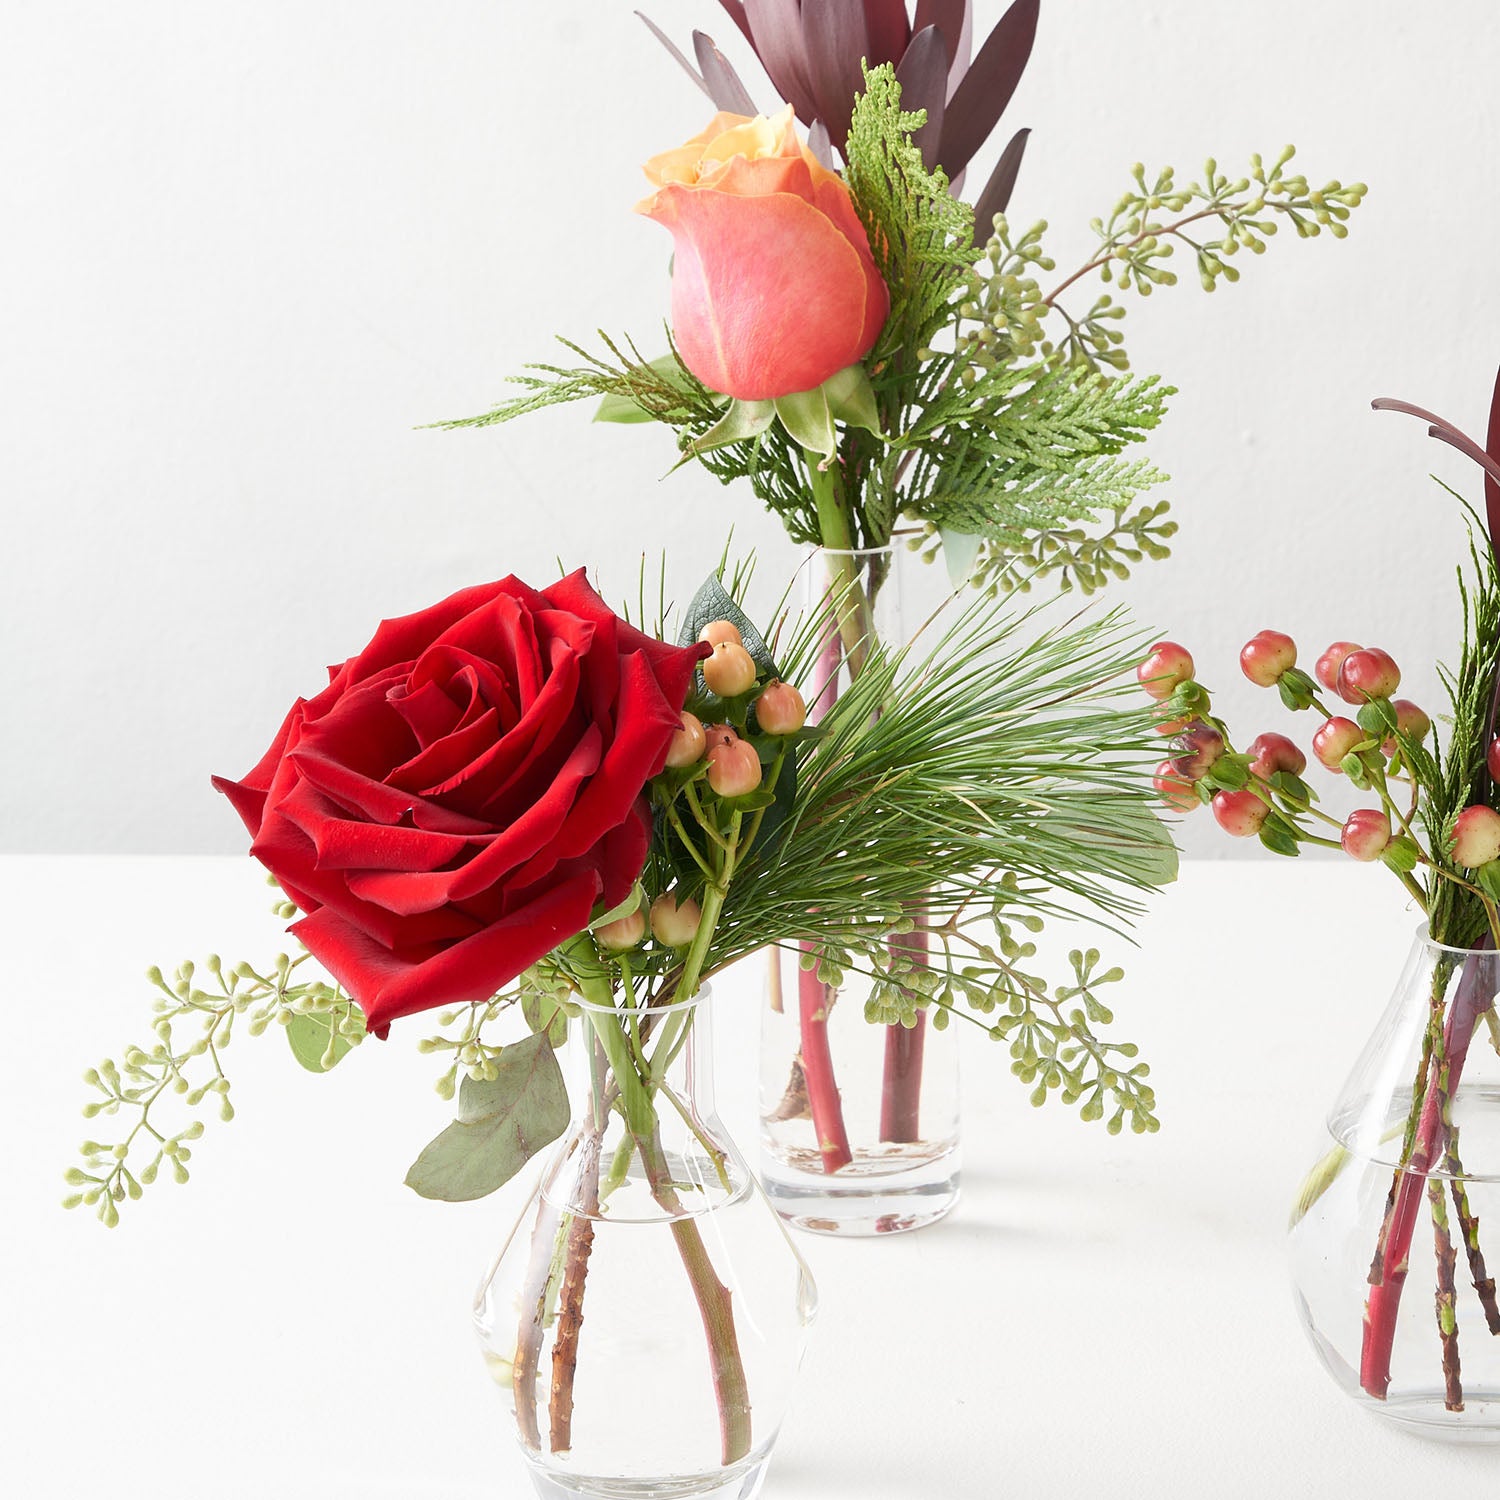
xmin=636 ymin=106 xmax=888 ymax=403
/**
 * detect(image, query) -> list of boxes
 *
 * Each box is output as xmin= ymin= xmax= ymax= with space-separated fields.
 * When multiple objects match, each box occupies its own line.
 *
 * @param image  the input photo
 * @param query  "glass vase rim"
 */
xmin=566 ymin=983 xmax=712 ymax=1019
xmin=807 ymin=543 xmax=897 ymax=560
xmin=1412 ymin=922 xmax=1499 ymax=958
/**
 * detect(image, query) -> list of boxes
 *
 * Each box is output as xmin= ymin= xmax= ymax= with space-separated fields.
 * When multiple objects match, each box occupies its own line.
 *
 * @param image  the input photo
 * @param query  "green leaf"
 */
xmin=521 ymin=987 xmax=569 ymax=1048
xmin=939 ymin=528 xmax=983 ymax=590
xmin=822 ymin=363 xmax=882 ymax=436
xmin=404 ymin=1033 xmax=568 ymax=1203
xmin=773 ymin=386 xmax=836 ymax=456
xmin=1046 ymin=799 xmax=1179 ymax=887
xmin=686 ymin=397 xmax=775 ymax=456
xmin=286 ymin=1009 xmax=363 ymax=1073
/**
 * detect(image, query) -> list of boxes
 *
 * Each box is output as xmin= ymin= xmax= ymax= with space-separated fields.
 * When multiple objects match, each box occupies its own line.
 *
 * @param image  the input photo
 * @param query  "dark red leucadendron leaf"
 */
xmin=742 ymin=0 xmax=821 ymax=125
xmin=895 ymin=24 xmax=950 ymax=172
xmin=637 ymin=10 xmax=713 ymax=102
xmin=718 ymin=0 xmax=756 ymax=50
xmin=694 ymin=28 xmax=758 ymax=114
xmin=862 ymin=0 xmax=913 ymax=67
xmin=971 ymin=125 xmax=1030 ymax=231
xmin=940 ymin=0 xmax=1039 ymax=178
xmin=914 ymin=0 xmax=969 ymax=83
xmin=803 ymin=0 xmax=871 ymax=147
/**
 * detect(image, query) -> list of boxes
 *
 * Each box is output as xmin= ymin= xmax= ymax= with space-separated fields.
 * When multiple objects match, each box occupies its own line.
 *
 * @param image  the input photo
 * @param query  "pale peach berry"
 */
xmin=702 ymin=640 xmax=758 ymax=696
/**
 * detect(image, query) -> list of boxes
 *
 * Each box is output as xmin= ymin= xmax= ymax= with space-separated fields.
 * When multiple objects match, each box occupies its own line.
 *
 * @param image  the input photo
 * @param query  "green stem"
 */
xmin=808 ymin=459 xmax=872 ymax=680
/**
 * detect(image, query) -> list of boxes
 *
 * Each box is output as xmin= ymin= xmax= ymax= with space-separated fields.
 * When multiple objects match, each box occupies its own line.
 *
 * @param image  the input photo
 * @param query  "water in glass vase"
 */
xmin=1289 ymin=929 xmax=1500 ymax=1440
xmin=475 ymin=989 xmax=816 ymax=1499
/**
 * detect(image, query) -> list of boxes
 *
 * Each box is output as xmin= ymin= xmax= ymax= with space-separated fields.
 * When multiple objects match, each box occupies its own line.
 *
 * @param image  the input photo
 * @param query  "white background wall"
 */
xmin=4 ymin=1 xmax=1498 ymax=856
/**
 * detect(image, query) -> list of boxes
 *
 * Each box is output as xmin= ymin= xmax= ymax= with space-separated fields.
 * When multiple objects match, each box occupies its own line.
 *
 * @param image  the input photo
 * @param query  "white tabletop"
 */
xmin=4 ymin=854 xmax=1493 ymax=1497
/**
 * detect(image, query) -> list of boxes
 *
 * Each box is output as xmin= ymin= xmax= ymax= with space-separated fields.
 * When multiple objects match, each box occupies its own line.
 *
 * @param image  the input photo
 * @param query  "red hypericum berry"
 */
xmin=1239 ymin=630 xmax=1297 ymax=688
xmin=664 ymin=711 xmax=707 ymax=769
xmin=699 ymin=619 xmax=743 ymax=648
xmin=755 ymin=679 xmax=807 ymax=735
xmin=1172 ymin=725 xmax=1225 ymax=781
xmin=1383 ymin=700 xmax=1432 ymax=757
xmin=1340 ymin=809 xmax=1392 ymax=862
xmin=1137 ymin=641 xmax=1195 ymax=701
xmin=1488 ymin=737 xmax=1500 ymax=783
xmin=1153 ymin=759 xmax=1200 ymax=813
xmin=596 ymin=907 xmax=647 ymax=951
xmin=707 ymin=736 xmax=763 ymax=798
xmin=1336 ymin=647 xmax=1401 ymax=704
xmin=1247 ymin=731 xmax=1307 ymax=779
xmin=1314 ymin=641 xmax=1362 ymax=694
xmin=1212 ymin=789 xmax=1270 ymax=837
xmin=649 ymin=892 xmax=702 ymax=947
xmin=1450 ymin=805 xmax=1500 ymax=868
xmin=1312 ymin=716 xmax=1364 ymax=772
xmin=702 ymin=640 xmax=758 ymax=696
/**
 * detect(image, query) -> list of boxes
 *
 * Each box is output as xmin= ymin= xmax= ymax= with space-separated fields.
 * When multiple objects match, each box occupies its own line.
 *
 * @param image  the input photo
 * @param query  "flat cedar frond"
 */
xmin=843 ymin=63 xmax=977 ymax=367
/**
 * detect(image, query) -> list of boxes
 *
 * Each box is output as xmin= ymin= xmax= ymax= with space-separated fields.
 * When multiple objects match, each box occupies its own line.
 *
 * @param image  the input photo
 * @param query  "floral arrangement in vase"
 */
xmin=444 ymin=0 xmax=1365 ymax=1223
xmin=67 ymin=550 xmax=1175 ymax=1491
xmin=1143 ymin=371 xmax=1500 ymax=1433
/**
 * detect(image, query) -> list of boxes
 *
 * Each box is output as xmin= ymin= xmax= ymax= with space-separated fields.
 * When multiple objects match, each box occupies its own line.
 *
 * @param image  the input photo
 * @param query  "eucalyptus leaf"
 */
xmin=939 ymin=527 xmax=983 ymax=590
xmin=521 ymin=987 xmax=569 ymax=1048
xmin=286 ymin=1009 xmax=362 ymax=1073
xmin=403 ymin=1033 xmax=568 ymax=1202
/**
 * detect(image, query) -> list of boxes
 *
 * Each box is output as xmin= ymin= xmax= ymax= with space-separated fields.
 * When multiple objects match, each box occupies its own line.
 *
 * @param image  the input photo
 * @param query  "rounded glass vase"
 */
xmin=1290 ymin=928 xmax=1500 ymax=1440
xmin=474 ymin=987 xmax=816 ymax=1500
xmin=758 ymin=544 xmax=961 ymax=1236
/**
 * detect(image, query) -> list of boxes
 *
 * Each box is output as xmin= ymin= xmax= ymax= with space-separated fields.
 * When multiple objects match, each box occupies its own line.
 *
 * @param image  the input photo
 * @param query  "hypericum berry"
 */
xmin=596 ymin=907 xmax=647 ymax=951
xmin=699 ymin=619 xmax=743 ymax=648
xmin=1383 ymin=700 xmax=1432 ymax=757
xmin=1336 ymin=647 xmax=1401 ymax=704
xmin=1450 ymin=805 xmax=1500 ymax=868
xmin=1489 ymin=737 xmax=1500 ymax=783
xmin=649 ymin=892 xmax=702 ymax=947
xmin=1312 ymin=716 xmax=1364 ymax=772
xmin=1172 ymin=725 xmax=1225 ymax=781
xmin=664 ymin=711 xmax=707 ymax=768
xmin=755 ymin=679 xmax=806 ymax=735
xmin=1136 ymin=641 xmax=1195 ymax=701
xmin=702 ymin=640 xmax=758 ymax=696
xmin=1153 ymin=706 xmax=1195 ymax=736
xmin=1153 ymin=760 xmax=1199 ymax=813
xmin=1212 ymin=789 xmax=1270 ymax=837
xmin=707 ymin=736 xmax=763 ymax=798
xmin=1247 ymin=731 xmax=1307 ymax=779
xmin=1314 ymin=641 xmax=1362 ymax=693
xmin=1239 ymin=630 xmax=1297 ymax=687
xmin=1341 ymin=809 xmax=1391 ymax=862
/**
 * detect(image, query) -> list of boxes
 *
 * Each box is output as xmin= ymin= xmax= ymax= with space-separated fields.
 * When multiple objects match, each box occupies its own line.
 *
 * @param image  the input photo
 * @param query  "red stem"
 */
xmin=1361 ymin=951 xmax=1490 ymax=1398
xmin=798 ymin=952 xmax=853 ymax=1174
xmin=880 ymin=920 xmax=931 ymax=1143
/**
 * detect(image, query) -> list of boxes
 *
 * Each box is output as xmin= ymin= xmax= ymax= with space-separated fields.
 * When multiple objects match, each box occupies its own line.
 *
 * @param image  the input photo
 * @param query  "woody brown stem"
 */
xmin=547 ymin=1127 xmax=603 ymax=1453
xmin=1445 ymin=1127 xmax=1500 ymax=1335
xmin=511 ymin=1184 xmax=565 ymax=1450
xmin=1428 ymin=1175 xmax=1465 ymax=1411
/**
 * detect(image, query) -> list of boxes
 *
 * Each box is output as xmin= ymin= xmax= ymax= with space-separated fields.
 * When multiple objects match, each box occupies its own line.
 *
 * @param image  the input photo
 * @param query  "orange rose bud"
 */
xmin=665 ymin=711 xmax=707 ymax=768
xmin=636 ymin=107 xmax=888 ymax=401
xmin=1137 ymin=641 xmax=1194 ymax=701
xmin=756 ymin=679 xmax=806 ymax=735
xmin=1450 ymin=806 xmax=1500 ymax=868
xmin=650 ymin=892 xmax=702 ymax=947
xmin=596 ymin=907 xmax=647 ymax=951
xmin=702 ymin=641 xmax=758 ymax=697
xmin=699 ymin=619 xmax=743 ymax=648
xmin=707 ymin=736 xmax=763 ymax=798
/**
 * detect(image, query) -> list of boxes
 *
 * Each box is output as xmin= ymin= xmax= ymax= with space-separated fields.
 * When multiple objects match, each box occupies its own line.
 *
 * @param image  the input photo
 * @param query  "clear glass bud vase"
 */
xmin=1290 ymin=928 xmax=1500 ymax=1439
xmin=758 ymin=545 xmax=961 ymax=1235
xmin=475 ymin=988 xmax=816 ymax=1499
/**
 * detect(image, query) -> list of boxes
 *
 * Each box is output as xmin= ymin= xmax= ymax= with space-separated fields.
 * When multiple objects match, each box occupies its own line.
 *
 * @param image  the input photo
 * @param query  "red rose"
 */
xmin=636 ymin=106 xmax=888 ymax=401
xmin=214 ymin=572 xmax=707 ymax=1035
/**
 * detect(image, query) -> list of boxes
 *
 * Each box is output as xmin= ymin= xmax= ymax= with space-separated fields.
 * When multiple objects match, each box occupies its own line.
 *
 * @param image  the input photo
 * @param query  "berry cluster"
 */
xmin=1133 ymin=632 xmax=1496 ymax=883
xmin=597 ymin=617 xmax=808 ymax=958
